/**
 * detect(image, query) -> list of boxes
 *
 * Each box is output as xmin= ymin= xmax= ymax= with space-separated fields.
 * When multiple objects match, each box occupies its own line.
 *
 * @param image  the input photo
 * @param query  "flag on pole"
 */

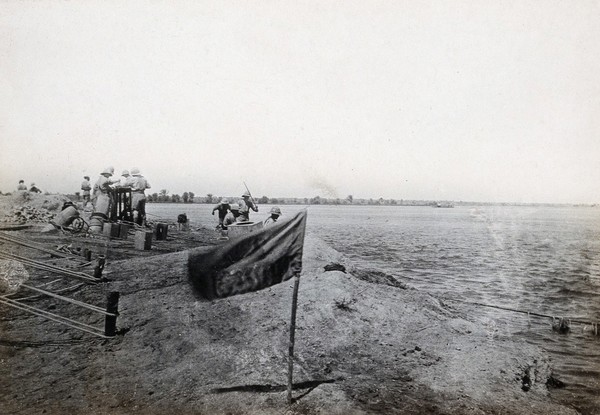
xmin=188 ymin=210 xmax=307 ymax=299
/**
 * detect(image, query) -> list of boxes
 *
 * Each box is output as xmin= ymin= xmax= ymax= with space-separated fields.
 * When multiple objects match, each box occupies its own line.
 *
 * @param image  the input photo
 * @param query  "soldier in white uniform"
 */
xmin=129 ymin=167 xmax=151 ymax=226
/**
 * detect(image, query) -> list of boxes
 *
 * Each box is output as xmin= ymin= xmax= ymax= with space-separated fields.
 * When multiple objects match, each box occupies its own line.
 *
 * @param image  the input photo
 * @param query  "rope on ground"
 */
xmin=166 ymin=233 xmax=199 ymax=243
xmin=441 ymin=297 xmax=599 ymax=334
xmin=389 ymin=271 xmax=600 ymax=333
xmin=33 ymin=278 xmax=63 ymax=288
xmin=0 ymin=231 xmax=82 ymax=261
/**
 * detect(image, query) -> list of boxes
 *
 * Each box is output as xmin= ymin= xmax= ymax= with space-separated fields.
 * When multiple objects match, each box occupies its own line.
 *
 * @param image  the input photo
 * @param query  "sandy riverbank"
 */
xmin=0 ymin=193 xmax=575 ymax=414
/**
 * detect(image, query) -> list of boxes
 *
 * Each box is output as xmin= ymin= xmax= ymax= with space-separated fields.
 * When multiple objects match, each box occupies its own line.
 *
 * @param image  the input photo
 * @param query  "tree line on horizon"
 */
xmin=4 ymin=189 xmax=596 ymax=207
xmin=61 ymin=189 xmax=442 ymax=206
xmin=146 ymin=191 xmax=449 ymax=206
xmin=146 ymin=193 xmax=597 ymax=207
xmin=146 ymin=190 xmax=196 ymax=203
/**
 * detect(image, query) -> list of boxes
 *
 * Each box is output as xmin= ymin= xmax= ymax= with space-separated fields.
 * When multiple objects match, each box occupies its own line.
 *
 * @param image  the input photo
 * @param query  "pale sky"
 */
xmin=1 ymin=1 xmax=599 ymax=204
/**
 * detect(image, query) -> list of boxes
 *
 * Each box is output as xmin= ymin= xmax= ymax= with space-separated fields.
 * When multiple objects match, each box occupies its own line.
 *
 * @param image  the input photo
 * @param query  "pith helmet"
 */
xmin=101 ymin=166 xmax=114 ymax=175
xmin=130 ymin=167 xmax=141 ymax=176
xmin=122 ymin=170 xmax=130 ymax=176
xmin=242 ymin=191 xmax=251 ymax=197
xmin=270 ymin=206 xmax=282 ymax=216
xmin=220 ymin=198 xmax=230 ymax=204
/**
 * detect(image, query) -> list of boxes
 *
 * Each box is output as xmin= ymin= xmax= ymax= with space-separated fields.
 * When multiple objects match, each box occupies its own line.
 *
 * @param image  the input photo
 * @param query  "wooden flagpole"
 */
xmin=287 ymin=272 xmax=301 ymax=404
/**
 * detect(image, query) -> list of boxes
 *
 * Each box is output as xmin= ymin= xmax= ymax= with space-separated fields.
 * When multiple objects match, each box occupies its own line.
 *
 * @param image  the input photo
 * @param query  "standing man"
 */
xmin=81 ymin=176 xmax=91 ymax=205
xmin=238 ymin=191 xmax=258 ymax=222
xmin=212 ymin=198 xmax=231 ymax=229
xmin=92 ymin=167 xmax=116 ymax=218
xmin=263 ymin=206 xmax=282 ymax=226
xmin=129 ymin=167 xmax=151 ymax=226
xmin=115 ymin=170 xmax=132 ymax=187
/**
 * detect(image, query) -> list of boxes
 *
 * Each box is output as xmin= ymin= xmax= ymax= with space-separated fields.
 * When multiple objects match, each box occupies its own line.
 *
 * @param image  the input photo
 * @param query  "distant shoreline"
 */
xmin=1 ymin=192 xmax=596 ymax=208
xmin=149 ymin=199 xmax=599 ymax=208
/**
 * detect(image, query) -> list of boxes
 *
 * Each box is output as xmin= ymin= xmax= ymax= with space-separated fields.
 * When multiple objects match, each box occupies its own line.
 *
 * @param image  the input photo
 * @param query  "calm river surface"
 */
xmin=147 ymin=203 xmax=600 ymax=414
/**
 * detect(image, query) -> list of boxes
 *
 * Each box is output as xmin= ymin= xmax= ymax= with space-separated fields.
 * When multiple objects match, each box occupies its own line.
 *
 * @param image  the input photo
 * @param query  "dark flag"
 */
xmin=188 ymin=210 xmax=307 ymax=299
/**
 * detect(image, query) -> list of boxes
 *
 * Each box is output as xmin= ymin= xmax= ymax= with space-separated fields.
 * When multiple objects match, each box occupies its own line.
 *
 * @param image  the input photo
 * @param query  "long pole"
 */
xmin=0 ymin=297 xmax=109 ymax=339
xmin=287 ymin=272 xmax=301 ymax=404
xmin=19 ymin=283 xmax=116 ymax=316
xmin=0 ymin=251 xmax=98 ymax=282
xmin=243 ymin=181 xmax=257 ymax=205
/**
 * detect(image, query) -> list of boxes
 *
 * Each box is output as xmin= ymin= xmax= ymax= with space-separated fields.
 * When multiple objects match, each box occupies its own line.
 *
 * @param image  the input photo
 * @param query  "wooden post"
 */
xmin=109 ymin=188 xmax=118 ymax=221
xmin=93 ymin=255 xmax=106 ymax=279
xmin=287 ymin=273 xmax=301 ymax=405
xmin=104 ymin=291 xmax=120 ymax=337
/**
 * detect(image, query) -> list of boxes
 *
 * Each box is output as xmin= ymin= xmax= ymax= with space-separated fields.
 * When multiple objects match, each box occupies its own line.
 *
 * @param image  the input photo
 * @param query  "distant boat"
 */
xmin=433 ymin=202 xmax=454 ymax=208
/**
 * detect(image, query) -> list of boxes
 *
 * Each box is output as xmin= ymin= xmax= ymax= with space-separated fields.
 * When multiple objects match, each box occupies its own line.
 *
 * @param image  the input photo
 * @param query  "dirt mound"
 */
xmin=0 ymin=234 xmax=575 ymax=414
xmin=0 ymin=193 xmax=70 ymax=224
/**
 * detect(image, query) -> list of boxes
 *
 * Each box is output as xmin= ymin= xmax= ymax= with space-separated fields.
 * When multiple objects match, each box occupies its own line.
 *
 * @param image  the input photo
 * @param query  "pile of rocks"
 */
xmin=1 ymin=206 xmax=55 ymax=224
xmin=0 ymin=259 xmax=29 ymax=295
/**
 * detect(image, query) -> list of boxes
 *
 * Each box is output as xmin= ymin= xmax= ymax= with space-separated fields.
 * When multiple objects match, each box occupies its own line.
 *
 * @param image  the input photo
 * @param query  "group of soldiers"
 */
xmin=82 ymin=167 xmax=150 ymax=226
xmin=16 ymin=180 xmax=42 ymax=193
xmin=212 ymin=192 xmax=282 ymax=229
xmin=80 ymin=167 xmax=280 ymax=232
xmin=17 ymin=171 xmax=283 ymax=233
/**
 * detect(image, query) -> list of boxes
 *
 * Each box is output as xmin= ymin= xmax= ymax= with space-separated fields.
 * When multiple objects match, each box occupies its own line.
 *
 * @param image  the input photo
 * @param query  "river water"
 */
xmin=147 ymin=203 xmax=600 ymax=413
